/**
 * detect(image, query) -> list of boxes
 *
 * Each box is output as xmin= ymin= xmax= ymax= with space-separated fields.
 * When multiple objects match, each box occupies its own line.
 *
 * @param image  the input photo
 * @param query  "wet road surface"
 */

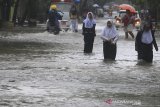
xmin=0 ymin=19 xmax=160 ymax=107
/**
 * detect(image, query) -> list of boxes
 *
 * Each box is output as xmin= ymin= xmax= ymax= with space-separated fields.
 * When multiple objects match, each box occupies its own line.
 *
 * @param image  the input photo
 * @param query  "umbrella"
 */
xmin=93 ymin=4 xmax=99 ymax=8
xmin=119 ymin=4 xmax=136 ymax=13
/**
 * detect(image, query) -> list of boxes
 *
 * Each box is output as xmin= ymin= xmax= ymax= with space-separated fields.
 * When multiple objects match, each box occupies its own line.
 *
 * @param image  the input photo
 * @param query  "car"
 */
xmin=115 ymin=10 xmax=141 ymax=29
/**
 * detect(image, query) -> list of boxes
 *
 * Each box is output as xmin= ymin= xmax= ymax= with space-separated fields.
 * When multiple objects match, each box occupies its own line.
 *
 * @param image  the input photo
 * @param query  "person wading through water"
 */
xmin=122 ymin=9 xmax=135 ymax=39
xmin=82 ymin=12 xmax=96 ymax=54
xmin=101 ymin=19 xmax=119 ymax=60
xmin=135 ymin=22 xmax=158 ymax=63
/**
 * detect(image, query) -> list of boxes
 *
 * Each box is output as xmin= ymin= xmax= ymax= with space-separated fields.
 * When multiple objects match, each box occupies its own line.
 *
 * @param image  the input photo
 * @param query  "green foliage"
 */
xmin=94 ymin=0 xmax=106 ymax=6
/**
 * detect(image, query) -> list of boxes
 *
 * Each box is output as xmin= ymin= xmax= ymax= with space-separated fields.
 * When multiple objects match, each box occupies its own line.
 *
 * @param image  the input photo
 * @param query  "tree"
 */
xmin=12 ymin=0 xmax=19 ymax=24
xmin=36 ymin=0 xmax=51 ymax=23
xmin=15 ymin=0 xmax=51 ymax=26
xmin=79 ymin=0 xmax=97 ymax=20
xmin=130 ymin=0 xmax=160 ymax=21
xmin=27 ymin=0 xmax=38 ymax=26
xmin=93 ymin=0 xmax=110 ymax=7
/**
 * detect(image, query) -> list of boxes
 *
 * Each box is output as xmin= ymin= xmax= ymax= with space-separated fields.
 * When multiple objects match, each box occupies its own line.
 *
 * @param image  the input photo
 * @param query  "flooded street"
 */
xmin=0 ymin=19 xmax=160 ymax=107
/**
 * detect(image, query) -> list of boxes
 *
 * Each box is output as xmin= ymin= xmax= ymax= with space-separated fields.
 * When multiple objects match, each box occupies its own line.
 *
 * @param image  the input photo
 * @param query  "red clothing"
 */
xmin=122 ymin=14 xmax=131 ymax=26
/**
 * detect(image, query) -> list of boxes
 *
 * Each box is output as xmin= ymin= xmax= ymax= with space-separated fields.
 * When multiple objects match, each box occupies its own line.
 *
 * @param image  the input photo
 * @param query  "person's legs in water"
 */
xmin=125 ymin=32 xmax=129 ymax=39
xmin=124 ymin=26 xmax=129 ymax=39
xmin=128 ymin=31 xmax=134 ymax=39
xmin=71 ymin=20 xmax=74 ymax=32
xmin=72 ymin=19 xmax=78 ymax=32
xmin=75 ymin=19 xmax=78 ymax=32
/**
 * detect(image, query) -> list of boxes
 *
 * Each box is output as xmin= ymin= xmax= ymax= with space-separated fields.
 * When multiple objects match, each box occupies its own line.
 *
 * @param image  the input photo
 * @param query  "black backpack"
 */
xmin=48 ymin=11 xmax=56 ymax=26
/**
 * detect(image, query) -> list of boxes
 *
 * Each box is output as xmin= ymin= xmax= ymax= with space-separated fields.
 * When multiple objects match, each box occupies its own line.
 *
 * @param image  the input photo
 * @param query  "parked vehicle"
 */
xmin=96 ymin=8 xmax=104 ymax=17
xmin=115 ymin=10 xmax=141 ymax=29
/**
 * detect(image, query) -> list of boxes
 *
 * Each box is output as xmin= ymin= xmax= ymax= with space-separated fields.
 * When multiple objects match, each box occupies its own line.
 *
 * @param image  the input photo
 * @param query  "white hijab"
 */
xmin=83 ymin=12 xmax=96 ymax=28
xmin=101 ymin=20 xmax=118 ymax=40
xmin=142 ymin=30 xmax=153 ymax=44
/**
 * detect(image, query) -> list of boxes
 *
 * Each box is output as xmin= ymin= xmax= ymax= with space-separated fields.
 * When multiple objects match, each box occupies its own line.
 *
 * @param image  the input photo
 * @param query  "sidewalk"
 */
xmin=0 ymin=23 xmax=47 ymax=33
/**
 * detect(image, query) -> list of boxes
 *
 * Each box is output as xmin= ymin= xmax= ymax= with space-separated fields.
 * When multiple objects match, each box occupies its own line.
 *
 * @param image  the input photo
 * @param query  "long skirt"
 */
xmin=84 ymin=33 xmax=95 ymax=53
xmin=138 ymin=43 xmax=153 ymax=62
xmin=103 ymin=41 xmax=117 ymax=60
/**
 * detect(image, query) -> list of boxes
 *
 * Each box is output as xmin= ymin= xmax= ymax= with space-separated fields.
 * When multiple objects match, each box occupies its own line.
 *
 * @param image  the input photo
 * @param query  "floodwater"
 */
xmin=0 ymin=19 xmax=160 ymax=107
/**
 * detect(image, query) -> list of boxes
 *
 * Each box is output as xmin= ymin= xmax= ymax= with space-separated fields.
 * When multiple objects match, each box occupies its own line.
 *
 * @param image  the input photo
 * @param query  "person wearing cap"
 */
xmin=47 ymin=4 xmax=61 ymax=33
xmin=135 ymin=22 xmax=158 ymax=63
xmin=101 ymin=19 xmax=119 ymax=60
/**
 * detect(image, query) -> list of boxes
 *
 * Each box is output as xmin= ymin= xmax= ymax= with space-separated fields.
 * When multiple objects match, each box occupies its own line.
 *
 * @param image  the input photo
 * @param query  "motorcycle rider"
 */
xmin=47 ymin=4 xmax=62 ymax=34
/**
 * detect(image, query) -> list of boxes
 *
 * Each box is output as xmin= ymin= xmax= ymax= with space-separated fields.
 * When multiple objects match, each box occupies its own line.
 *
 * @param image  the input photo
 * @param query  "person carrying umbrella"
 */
xmin=122 ymin=9 xmax=135 ymax=39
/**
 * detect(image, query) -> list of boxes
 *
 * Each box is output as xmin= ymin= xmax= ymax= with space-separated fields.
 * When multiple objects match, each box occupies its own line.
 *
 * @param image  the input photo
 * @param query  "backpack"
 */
xmin=48 ymin=10 xmax=56 ymax=26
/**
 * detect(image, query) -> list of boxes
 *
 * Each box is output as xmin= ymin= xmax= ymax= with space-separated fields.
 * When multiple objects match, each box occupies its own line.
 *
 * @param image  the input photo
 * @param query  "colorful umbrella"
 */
xmin=119 ymin=4 xmax=136 ymax=13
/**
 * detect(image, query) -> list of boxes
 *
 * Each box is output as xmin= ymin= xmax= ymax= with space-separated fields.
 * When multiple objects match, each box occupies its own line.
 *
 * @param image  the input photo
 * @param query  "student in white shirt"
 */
xmin=82 ymin=12 xmax=96 ymax=53
xmin=101 ymin=19 xmax=119 ymax=60
xmin=135 ymin=22 xmax=158 ymax=62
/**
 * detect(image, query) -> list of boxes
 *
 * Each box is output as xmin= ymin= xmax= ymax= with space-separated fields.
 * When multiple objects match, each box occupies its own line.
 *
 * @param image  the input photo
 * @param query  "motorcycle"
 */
xmin=46 ymin=20 xmax=60 ymax=35
xmin=46 ymin=11 xmax=63 ymax=35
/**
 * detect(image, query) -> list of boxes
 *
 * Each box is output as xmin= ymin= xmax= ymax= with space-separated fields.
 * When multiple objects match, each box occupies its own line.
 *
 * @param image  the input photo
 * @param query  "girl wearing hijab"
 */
xmin=82 ymin=12 xmax=96 ymax=53
xmin=101 ymin=20 xmax=119 ymax=60
xmin=135 ymin=22 xmax=158 ymax=63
